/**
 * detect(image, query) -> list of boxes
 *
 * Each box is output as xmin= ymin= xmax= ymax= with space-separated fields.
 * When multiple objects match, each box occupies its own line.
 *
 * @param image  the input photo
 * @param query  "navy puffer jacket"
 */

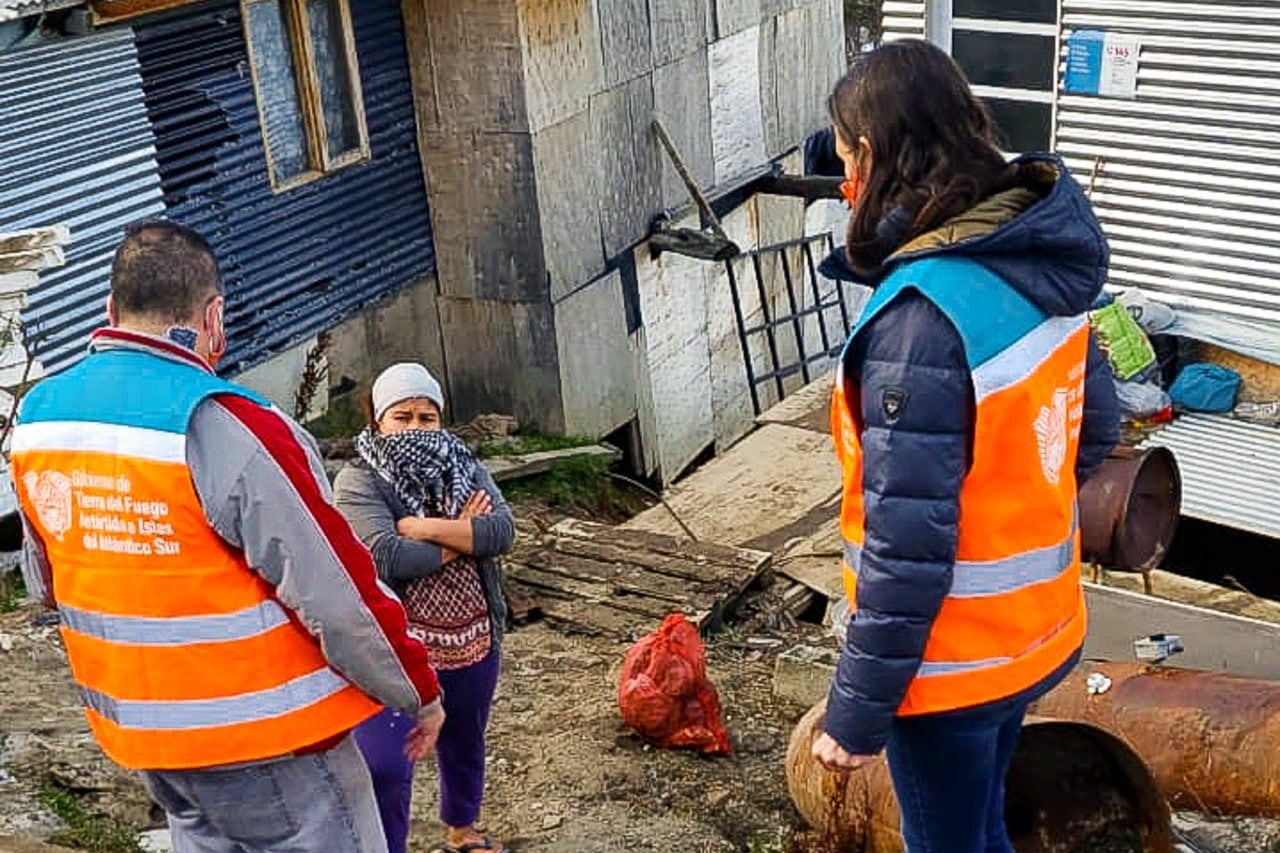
xmin=824 ymin=155 xmax=1120 ymax=756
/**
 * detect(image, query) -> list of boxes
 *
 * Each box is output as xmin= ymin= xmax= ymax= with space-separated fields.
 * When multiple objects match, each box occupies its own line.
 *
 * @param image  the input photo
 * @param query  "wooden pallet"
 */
xmin=506 ymin=518 xmax=772 ymax=638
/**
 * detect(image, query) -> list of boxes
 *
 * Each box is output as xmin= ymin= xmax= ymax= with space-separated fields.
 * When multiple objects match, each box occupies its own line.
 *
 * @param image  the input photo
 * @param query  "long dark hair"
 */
xmin=828 ymin=39 xmax=1017 ymax=272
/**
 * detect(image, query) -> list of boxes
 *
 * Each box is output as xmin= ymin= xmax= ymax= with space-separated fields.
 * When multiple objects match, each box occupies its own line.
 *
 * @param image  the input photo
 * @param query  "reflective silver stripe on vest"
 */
xmin=971 ymin=316 xmax=1086 ymax=403
xmin=841 ymin=526 xmax=1075 ymax=599
xmin=917 ymin=656 xmax=1012 ymax=677
xmin=917 ymin=613 xmax=1076 ymax=679
xmin=843 ymin=538 xmax=862 ymax=573
xmin=61 ymin=601 xmax=290 ymax=646
xmin=947 ymin=528 xmax=1076 ymax=599
xmin=80 ymin=667 xmax=351 ymax=730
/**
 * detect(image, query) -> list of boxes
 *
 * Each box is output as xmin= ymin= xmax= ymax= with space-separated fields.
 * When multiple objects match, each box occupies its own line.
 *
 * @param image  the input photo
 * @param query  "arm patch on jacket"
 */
xmin=881 ymin=387 xmax=908 ymax=423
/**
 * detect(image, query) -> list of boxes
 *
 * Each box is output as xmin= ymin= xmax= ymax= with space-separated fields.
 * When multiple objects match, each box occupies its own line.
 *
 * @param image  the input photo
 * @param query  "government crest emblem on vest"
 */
xmin=1034 ymin=389 xmax=1069 ymax=486
xmin=22 ymin=471 xmax=73 ymax=542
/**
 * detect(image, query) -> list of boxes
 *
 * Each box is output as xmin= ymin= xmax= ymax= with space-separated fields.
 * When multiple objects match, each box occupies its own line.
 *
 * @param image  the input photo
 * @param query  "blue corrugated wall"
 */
xmin=133 ymin=0 xmax=436 ymax=374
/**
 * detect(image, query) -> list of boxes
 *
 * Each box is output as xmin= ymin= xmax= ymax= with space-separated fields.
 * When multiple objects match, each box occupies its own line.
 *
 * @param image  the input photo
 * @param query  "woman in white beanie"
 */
xmin=334 ymin=362 xmax=513 ymax=853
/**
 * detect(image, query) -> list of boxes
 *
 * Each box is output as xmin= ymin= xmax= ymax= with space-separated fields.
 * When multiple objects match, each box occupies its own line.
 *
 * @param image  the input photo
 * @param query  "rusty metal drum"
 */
xmin=1079 ymin=446 xmax=1181 ymax=572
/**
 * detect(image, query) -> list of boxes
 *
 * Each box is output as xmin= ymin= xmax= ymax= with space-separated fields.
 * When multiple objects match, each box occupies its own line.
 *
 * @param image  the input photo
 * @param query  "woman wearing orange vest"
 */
xmin=810 ymin=41 xmax=1119 ymax=852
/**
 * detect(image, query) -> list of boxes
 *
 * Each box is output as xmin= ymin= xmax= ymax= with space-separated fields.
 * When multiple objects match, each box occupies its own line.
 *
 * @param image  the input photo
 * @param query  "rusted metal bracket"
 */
xmin=650 ymin=119 xmax=740 ymax=261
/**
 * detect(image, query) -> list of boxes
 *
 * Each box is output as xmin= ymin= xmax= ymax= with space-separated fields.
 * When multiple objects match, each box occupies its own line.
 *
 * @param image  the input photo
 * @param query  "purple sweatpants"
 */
xmin=354 ymin=650 xmax=501 ymax=853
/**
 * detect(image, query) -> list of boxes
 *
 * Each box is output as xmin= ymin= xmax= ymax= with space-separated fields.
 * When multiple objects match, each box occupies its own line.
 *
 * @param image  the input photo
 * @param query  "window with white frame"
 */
xmin=932 ymin=0 xmax=1058 ymax=152
xmin=242 ymin=0 xmax=370 ymax=191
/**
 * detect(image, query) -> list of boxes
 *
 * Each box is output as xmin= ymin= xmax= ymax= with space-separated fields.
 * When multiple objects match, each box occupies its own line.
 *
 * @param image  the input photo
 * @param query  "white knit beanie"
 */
xmin=371 ymin=363 xmax=445 ymax=421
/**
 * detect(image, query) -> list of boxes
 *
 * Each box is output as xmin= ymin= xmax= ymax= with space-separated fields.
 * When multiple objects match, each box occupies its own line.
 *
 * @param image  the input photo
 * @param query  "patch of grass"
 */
xmin=38 ymin=781 xmax=143 ymax=853
xmin=503 ymin=456 xmax=646 ymax=522
xmin=1 ymin=572 xmax=25 ymax=613
xmin=748 ymin=827 xmax=793 ymax=853
xmin=475 ymin=433 xmax=596 ymax=459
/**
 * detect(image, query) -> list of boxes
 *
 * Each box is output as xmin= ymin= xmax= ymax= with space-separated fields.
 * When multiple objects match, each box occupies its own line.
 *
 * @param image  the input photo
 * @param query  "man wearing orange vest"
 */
xmin=11 ymin=221 xmax=444 ymax=852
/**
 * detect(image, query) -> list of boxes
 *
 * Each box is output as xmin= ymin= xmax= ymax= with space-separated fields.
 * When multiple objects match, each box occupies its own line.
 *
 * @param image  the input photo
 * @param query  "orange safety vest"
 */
xmin=10 ymin=347 xmax=379 ymax=770
xmin=833 ymin=256 xmax=1088 ymax=716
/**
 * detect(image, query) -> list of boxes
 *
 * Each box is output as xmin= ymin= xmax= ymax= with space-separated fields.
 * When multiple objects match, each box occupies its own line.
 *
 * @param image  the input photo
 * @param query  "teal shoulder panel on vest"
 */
xmin=18 ymin=350 xmax=269 ymax=433
xmin=848 ymin=257 xmax=1048 ymax=368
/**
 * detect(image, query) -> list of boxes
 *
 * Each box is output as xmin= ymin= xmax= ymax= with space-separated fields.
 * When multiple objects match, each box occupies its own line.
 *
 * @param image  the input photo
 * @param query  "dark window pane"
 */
xmin=983 ymin=98 xmax=1052 ymax=152
xmin=954 ymin=0 xmax=1055 ymax=23
xmin=246 ymin=0 xmax=308 ymax=183
xmin=953 ymin=30 xmax=1055 ymax=90
xmin=306 ymin=0 xmax=363 ymax=159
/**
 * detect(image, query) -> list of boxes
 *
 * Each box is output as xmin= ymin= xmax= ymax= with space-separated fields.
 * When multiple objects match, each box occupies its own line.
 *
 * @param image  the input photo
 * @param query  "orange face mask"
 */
xmin=840 ymin=175 xmax=863 ymax=208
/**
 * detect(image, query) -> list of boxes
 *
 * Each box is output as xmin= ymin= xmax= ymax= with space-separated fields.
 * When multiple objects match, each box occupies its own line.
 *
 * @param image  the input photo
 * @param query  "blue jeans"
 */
xmin=886 ymin=701 xmax=1028 ymax=853
xmin=138 ymin=736 xmax=387 ymax=853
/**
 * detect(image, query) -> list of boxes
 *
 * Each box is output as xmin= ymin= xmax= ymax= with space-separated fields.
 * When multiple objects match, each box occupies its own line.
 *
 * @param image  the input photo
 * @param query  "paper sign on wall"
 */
xmin=1065 ymin=30 xmax=1141 ymax=99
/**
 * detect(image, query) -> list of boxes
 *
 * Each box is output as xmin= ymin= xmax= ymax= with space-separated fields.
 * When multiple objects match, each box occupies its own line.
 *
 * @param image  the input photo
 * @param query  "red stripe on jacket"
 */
xmin=215 ymin=393 xmax=441 ymax=706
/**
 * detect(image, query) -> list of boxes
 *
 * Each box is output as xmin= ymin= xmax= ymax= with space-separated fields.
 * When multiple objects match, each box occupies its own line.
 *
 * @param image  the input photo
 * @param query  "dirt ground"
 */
xmin=0 ymin=548 xmax=830 ymax=853
xmin=4 ymin=495 xmax=1280 ymax=853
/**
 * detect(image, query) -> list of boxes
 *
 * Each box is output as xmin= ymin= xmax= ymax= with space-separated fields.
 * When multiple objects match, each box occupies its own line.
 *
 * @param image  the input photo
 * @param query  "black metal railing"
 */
xmin=724 ymin=232 xmax=856 ymax=415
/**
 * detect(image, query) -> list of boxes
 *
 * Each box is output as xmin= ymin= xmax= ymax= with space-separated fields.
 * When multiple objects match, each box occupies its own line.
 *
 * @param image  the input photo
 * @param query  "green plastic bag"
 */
xmin=1090 ymin=301 xmax=1156 ymax=380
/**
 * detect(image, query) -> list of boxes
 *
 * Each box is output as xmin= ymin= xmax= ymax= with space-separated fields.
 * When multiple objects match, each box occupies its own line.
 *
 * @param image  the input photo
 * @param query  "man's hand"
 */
xmin=459 ymin=490 xmax=492 ymax=521
xmin=812 ymin=732 xmax=877 ymax=772
xmin=404 ymin=698 xmax=446 ymax=760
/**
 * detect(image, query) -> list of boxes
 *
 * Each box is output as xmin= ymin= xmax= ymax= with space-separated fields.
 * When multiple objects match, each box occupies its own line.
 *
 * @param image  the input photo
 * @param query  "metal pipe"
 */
xmin=1079 ymin=446 xmax=1181 ymax=573
xmin=786 ymin=700 xmax=1173 ymax=852
xmin=1031 ymin=662 xmax=1280 ymax=818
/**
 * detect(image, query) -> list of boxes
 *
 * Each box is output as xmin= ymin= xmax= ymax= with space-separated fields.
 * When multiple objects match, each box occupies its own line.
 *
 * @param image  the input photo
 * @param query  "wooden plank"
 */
xmin=536 ymin=596 xmax=670 ymax=638
xmin=775 ymin=556 xmax=843 ymax=598
xmin=89 ymin=0 xmax=202 ymax=24
xmin=515 ymin=563 xmax=726 ymax=623
xmin=515 ymin=551 xmax=732 ymax=607
xmin=755 ymin=372 xmax=833 ymax=431
xmin=551 ymin=517 xmax=770 ymax=574
xmin=485 ymin=444 xmax=622 ymax=483
xmin=508 ymin=564 xmax=681 ymax=619
xmin=539 ymin=536 xmax=756 ymax=587
xmin=623 ymin=423 xmax=839 ymax=547
xmin=1083 ymin=583 xmax=1280 ymax=680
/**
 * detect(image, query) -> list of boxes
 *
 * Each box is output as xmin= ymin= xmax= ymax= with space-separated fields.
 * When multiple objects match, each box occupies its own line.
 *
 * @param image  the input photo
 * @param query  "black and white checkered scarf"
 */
xmin=355 ymin=426 xmax=479 ymax=520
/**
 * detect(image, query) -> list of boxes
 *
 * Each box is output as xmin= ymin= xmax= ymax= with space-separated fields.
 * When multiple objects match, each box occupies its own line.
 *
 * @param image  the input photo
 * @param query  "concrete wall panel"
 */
xmin=650 ymin=0 xmax=708 ymax=65
xmin=708 ymin=26 xmax=767 ymax=185
xmin=438 ymin=296 xmax=564 ymax=432
xmin=518 ymin=0 xmax=604 ymax=133
xmin=420 ymin=130 xmax=547 ymax=303
xmin=653 ymin=50 xmax=714 ymax=209
xmin=534 ymin=111 xmax=608 ymax=301
xmin=554 ymin=271 xmax=636 ymax=436
xmin=597 ymin=0 xmax=653 ymax=87
xmin=591 ymin=74 xmax=662 ymax=257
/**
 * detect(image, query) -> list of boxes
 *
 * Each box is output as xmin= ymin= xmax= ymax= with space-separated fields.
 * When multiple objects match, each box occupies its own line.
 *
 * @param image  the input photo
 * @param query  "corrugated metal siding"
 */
xmin=0 ymin=30 xmax=166 ymax=373
xmin=133 ymin=0 xmax=435 ymax=374
xmin=882 ymin=1 xmax=927 ymax=41
xmin=0 ymin=0 xmax=80 ymax=22
xmin=1141 ymin=414 xmax=1280 ymax=540
xmin=1057 ymin=1 xmax=1280 ymax=328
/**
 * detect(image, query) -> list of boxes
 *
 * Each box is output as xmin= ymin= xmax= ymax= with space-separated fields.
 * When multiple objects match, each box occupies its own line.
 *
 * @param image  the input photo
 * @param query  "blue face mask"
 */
xmin=165 ymin=325 xmax=199 ymax=351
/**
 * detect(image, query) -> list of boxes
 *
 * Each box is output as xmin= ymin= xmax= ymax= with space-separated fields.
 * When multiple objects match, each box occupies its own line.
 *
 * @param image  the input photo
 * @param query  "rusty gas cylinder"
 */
xmin=1032 ymin=662 xmax=1280 ymax=818
xmin=786 ymin=700 xmax=1173 ymax=852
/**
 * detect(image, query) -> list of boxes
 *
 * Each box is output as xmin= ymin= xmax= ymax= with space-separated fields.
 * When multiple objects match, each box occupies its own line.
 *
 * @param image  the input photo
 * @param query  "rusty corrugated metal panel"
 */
xmin=133 ymin=0 xmax=436 ymax=375
xmin=1057 ymin=1 xmax=1280 ymax=328
xmin=0 ymin=28 xmax=166 ymax=373
xmin=1140 ymin=412 xmax=1280 ymax=540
